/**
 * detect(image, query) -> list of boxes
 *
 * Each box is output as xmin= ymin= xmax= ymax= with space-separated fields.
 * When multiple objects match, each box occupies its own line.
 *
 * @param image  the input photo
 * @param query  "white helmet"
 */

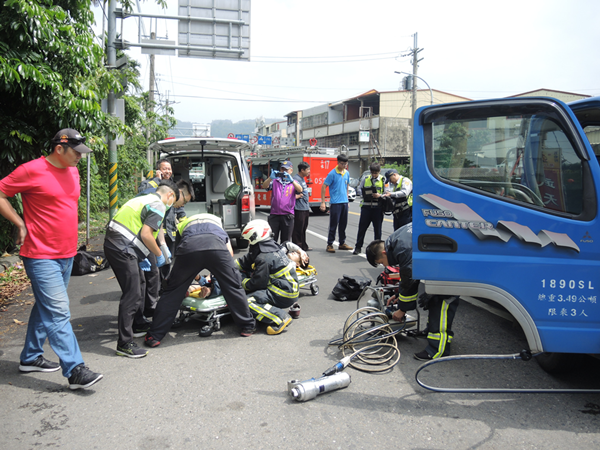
xmin=242 ymin=220 xmax=273 ymax=245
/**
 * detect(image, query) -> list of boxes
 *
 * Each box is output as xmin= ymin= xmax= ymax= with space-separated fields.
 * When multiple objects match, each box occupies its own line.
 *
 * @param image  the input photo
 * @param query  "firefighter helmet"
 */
xmin=242 ymin=220 xmax=273 ymax=245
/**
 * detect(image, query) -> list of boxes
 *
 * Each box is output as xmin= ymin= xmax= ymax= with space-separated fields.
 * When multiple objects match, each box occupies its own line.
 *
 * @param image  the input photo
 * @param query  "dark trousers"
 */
xmin=149 ymin=238 xmax=255 ymax=341
xmin=103 ymin=243 xmax=148 ymax=346
xmin=393 ymin=208 xmax=412 ymax=231
xmin=327 ymin=203 xmax=349 ymax=246
xmin=143 ymin=252 xmax=160 ymax=317
xmin=424 ymin=296 xmax=459 ymax=358
xmin=268 ymin=214 xmax=294 ymax=243
xmin=292 ymin=209 xmax=310 ymax=250
xmin=355 ymin=206 xmax=384 ymax=250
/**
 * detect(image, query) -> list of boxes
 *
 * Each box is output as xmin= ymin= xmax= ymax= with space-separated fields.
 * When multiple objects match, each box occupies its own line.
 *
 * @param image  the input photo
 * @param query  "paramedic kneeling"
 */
xmin=365 ymin=223 xmax=459 ymax=361
xmin=144 ymin=214 xmax=256 ymax=347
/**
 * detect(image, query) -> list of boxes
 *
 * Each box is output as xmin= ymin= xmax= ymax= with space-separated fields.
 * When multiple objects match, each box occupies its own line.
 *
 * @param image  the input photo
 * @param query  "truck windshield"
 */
xmin=430 ymin=112 xmax=584 ymax=215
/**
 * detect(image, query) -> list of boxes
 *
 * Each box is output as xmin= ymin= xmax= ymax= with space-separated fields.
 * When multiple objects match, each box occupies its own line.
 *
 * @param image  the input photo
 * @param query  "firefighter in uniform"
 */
xmin=365 ymin=223 xmax=459 ymax=361
xmin=353 ymin=162 xmax=386 ymax=255
xmin=144 ymin=214 xmax=256 ymax=347
xmin=103 ymin=180 xmax=179 ymax=358
xmin=382 ymin=168 xmax=413 ymax=230
xmin=236 ymin=220 xmax=298 ymax=335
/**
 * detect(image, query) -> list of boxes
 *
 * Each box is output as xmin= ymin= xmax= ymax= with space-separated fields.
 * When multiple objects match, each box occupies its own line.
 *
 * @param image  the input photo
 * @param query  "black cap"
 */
xmin=385 ymin=169 xmax=398 ymax=181
xmin=52 ymin=128 xmax=92 ymax=153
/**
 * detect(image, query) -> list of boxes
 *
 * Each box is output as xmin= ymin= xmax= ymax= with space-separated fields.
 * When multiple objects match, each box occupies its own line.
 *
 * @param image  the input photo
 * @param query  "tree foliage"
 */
xmin=0 ymin=0 xmax=175 ymax=253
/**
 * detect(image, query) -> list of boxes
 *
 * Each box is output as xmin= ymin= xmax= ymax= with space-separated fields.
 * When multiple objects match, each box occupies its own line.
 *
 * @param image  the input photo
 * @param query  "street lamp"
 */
xmin=394 ymin=71 xmax=433 ymax=105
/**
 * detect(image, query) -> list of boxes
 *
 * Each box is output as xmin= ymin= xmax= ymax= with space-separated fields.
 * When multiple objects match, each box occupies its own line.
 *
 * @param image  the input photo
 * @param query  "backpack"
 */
xmin=71 ymin=245 xmax=110 ymax=276
xmin=331 ymin=275 xmax=372 ymax=301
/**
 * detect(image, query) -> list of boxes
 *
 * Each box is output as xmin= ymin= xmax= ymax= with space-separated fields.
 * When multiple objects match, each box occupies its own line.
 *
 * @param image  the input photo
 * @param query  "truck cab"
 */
xmin=412 ymin=96 xmax=600 ymax=369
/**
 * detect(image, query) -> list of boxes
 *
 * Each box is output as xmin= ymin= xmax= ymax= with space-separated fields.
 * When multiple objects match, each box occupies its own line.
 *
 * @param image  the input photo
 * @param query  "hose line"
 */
xmin=328 ymin=307 xmax=406 ymax=373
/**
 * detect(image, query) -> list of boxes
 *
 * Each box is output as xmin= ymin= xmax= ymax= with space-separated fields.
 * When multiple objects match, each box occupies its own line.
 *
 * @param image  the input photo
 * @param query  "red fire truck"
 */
xmin=247 ymin=146 xmax=340 ymax=213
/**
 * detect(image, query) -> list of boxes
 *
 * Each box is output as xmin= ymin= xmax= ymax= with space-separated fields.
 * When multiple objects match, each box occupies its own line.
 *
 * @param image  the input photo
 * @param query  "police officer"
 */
xmin=382 ymin=169 xmax=413 ymax=230
xmin=365 ymin=223 xmax=459 ymax=361
xmin=144 ymin=213 xmax=256 ymax=347
xmin=353 ymin=162 xmax=386 ymax=255
xmin=103 ymin=179 xmax=179 ymax=358
xmin=236 ymin=220 xmax=298 ymax=335
xmin=137 ymin=179 xmax=193 ymax=320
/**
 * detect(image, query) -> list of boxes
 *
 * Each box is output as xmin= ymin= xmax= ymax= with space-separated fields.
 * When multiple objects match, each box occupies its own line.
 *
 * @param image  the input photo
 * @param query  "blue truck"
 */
xmin=412 ymin=96 xmax=600 ymax=372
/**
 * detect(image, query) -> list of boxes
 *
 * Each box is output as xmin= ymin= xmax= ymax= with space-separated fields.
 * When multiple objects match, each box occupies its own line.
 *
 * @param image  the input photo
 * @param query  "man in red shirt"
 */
xmin=0 ymin=129 xmax=103 ymax=390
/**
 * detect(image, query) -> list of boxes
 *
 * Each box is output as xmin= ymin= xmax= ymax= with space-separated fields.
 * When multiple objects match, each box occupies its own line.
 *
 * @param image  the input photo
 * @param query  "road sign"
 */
xmin=258 ymin=136 xmax=272 ymax=146
xmin=228 ymin=133 xmax=235 ymax=138
xmin=236 ymin=134 xmax=250 ymax=142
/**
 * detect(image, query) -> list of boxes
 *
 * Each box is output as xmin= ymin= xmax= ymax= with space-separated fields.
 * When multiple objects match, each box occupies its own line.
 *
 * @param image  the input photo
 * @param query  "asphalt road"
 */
xmin=1 ymin=201 xmax=600 ymax=449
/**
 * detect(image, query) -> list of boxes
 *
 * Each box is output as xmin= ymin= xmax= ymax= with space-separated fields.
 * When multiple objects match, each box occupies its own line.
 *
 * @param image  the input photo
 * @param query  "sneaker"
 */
xmin=240 ymin=327 xmax=256 ymax=337
xmin=338 ymin=243 xmax=354 ymax=251
xmin=68 ymin=364 xmax=103 ymax=390
xmin=414 ymin=350 xmax=433 ymax=361
xmin=132 ymin=323 xmax=151 ymax=338
xmin=266 ymin=314 xmax=293 ymax=335
xmin=19 ymin=356 xmax=60 ymax=373
xmin=116 ymin=342 xmax=148 ymax=358
xmin=144 ymin=335 xmax=161 ymax=348
xmin=326 ymin=245 xmax=335 ymax=253
xmin=289 ymin=302 xmax=301 ymax=319
xmin=352 ymin=247 xmax=362 ymax=255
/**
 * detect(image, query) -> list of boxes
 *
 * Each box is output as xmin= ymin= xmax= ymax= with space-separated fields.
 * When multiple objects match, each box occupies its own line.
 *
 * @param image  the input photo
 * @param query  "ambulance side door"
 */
xmin=412 ymin=97 xmax=600 ymax=354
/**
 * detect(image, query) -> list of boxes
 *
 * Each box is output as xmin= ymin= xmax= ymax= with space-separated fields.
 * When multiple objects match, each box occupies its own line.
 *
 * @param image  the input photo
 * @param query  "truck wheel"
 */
xmin=535 ymin=352 xmax=584 ymax=374
xmin=236 ymin=237 xmax=249 ymax=249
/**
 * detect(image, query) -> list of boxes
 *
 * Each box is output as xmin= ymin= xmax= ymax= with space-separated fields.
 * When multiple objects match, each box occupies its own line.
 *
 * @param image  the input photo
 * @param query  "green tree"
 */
xmin=0 ymin=0 xmax=173 ymax=252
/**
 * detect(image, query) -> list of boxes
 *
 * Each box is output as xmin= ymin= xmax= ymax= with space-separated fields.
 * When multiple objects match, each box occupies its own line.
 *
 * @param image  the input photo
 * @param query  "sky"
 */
xmin=93 ymin=0 xmax=600 ymax=126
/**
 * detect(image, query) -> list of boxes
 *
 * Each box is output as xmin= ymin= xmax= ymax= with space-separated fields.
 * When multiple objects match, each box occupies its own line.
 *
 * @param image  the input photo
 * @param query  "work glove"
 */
xmin=270 ymin=169 xmax=278 ymax=180
xmin=418 ymin=293 xmax=432 ymax=311
xmin=156 ymin=253 xmax=166 ymax=268
xmin=139 ymin=258 xmax=151 ymax=272
xmin=160 ymin=244 xmax=172 ymax=265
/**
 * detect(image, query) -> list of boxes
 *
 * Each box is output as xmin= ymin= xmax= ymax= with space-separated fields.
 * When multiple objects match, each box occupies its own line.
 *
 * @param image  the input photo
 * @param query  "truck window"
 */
xmin=431 ymin=113 xmax=584 ymax=215
xmin=582 ymin=125 xmax=600 ymax=163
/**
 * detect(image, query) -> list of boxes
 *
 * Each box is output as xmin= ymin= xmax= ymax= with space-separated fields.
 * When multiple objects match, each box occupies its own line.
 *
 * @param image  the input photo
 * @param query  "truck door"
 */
xmin=412 ymin=97 xmax=600 ymax=354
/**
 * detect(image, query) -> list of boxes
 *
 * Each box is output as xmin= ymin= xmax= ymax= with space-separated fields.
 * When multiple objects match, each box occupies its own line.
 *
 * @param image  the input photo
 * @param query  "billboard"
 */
xmin=178 ymin=0 xmax=251 ymax=61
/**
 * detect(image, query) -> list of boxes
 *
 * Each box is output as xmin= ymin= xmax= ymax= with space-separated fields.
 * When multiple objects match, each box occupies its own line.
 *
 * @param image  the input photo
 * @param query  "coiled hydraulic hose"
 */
xmin=327 ymin=307 xmax=407 ymax=373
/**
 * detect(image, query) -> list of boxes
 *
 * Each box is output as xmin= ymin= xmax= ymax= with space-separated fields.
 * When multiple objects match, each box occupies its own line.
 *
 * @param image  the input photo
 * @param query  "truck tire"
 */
xmin=236 ymin=237 xmax=249 ymax=249
xmin=535 ymin=352 xmax=584 ymax=374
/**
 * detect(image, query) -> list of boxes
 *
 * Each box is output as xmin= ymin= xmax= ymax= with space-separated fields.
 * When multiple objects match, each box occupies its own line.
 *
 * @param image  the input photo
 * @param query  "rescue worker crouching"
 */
xmin=236 ymin=220 xmax=299 ymax=335
xmin=365 ymin=223 xmax=459 ymax=361
xmin=144 ymin=213 xmax=256 ymax=347
xmin=103 ymin=180 xmax=179 ymax=358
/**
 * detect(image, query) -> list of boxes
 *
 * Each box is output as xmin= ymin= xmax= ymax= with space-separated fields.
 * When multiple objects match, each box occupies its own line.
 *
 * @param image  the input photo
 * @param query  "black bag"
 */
xmin=71 ymin=245 xmax=110 ymax=276
xmin=331 ymin=275 xmax=372 ymax=301
xmin=379 ymin=196 xmax=395 ymax=215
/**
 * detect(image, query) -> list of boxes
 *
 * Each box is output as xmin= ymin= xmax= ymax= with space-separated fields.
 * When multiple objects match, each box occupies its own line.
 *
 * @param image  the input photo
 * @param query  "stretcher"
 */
xmin=175 ymin=266 xmax=318 ymax=337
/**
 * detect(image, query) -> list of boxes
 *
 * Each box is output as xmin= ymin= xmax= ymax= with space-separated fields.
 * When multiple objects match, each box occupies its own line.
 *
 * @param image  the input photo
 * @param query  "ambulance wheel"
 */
xmin=310 ymin=284 xmax=319 ymax=295
xmin=535 ymin=352 xmax=584 ymax=374
xmin=237 ymin=238 xmax=249 ymax=249
xmin=199 ymin=325 xmax=213 ymax=337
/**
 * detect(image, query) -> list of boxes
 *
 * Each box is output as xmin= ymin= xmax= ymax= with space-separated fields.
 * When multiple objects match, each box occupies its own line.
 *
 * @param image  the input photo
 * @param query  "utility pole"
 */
xmin=410 ymin=33 xmax=423 ymax=176
xmin=411 ymin=33 xmax=423 ymax=126
xmin=107 ymin=0 xmax=118 ymax=219
xmin=147 ymin=30 xmax=156 ymax=169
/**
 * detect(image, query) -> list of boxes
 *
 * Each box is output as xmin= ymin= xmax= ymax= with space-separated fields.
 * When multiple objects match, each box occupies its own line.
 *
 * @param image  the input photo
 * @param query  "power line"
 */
xmin=169 ymin=94 xmax=328 ymax=103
